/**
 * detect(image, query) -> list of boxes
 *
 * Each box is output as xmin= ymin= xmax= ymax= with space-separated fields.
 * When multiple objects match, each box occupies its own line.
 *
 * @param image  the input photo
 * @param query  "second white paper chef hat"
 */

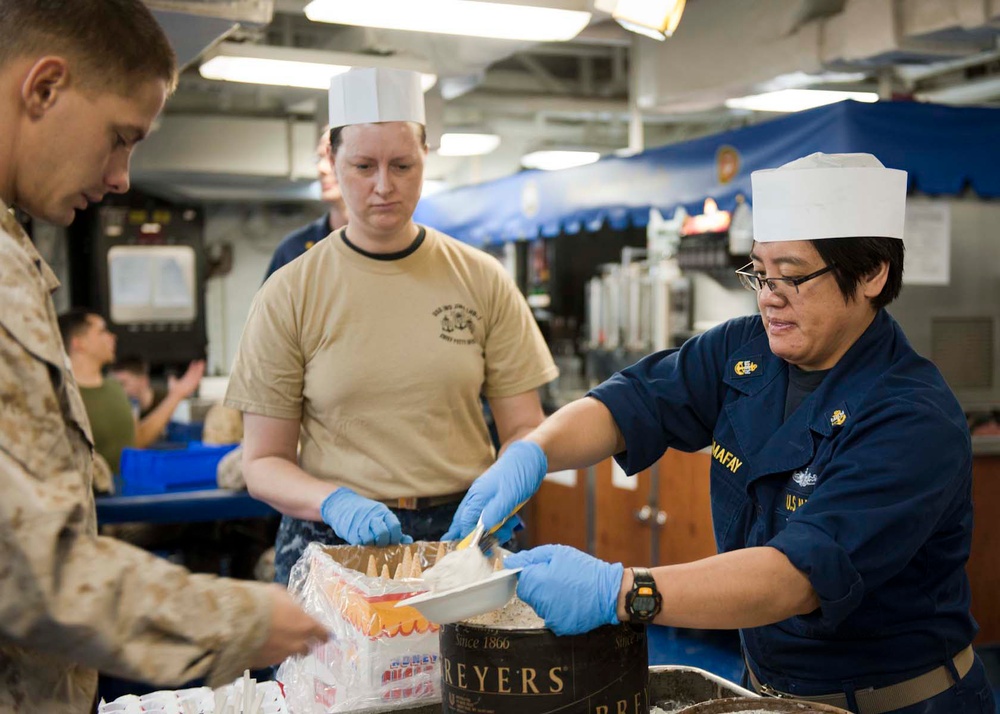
xmin=751 ymin=152 xmax=908 ymax=243
xmin=328 ymin=67 xmax=425 ymax=130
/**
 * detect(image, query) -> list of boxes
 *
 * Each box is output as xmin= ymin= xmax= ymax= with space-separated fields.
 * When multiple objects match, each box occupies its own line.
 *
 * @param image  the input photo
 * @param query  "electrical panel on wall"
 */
xmin=68 ymin=194 xmax=207 ymax=367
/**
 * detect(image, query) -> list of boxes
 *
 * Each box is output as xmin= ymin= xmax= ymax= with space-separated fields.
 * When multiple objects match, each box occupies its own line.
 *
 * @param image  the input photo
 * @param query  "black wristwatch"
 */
xmin=624 ymin=567 xmax=662 ymax=623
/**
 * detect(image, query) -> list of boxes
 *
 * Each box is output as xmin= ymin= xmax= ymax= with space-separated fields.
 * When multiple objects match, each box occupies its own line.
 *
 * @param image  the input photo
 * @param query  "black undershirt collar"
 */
xmin=340 ymin=226 xmax=426 ymax=261
xmin=783 ymin=364 xmax=831 ymax=421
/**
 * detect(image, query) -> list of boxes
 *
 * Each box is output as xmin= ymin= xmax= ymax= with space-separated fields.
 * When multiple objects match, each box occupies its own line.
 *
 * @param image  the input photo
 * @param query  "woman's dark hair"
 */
xmin=813 ymin=236 xmax=905 ymax=310
xmin=328 ymin=123 xmax=428 ymax=157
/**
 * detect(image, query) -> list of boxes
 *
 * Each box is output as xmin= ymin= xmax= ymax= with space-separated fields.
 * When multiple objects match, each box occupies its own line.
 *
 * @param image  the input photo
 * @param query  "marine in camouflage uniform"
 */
xmin=0 ymin=202 xmax=274 ymax=712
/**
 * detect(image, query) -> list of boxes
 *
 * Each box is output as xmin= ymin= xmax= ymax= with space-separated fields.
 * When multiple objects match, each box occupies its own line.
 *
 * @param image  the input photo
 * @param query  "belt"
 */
xmin=377 ymin=491 xmax=466 ymax=510
xmin=745 ymin=644 xmax=974 ymax=714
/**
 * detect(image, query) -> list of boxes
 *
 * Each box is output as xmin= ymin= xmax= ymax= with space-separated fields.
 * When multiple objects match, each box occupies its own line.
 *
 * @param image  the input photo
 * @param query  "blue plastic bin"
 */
xmin=165 ymin=421 xmax=204 ymax=443
xmin=119 ymin=442 xmax=238 ymax=496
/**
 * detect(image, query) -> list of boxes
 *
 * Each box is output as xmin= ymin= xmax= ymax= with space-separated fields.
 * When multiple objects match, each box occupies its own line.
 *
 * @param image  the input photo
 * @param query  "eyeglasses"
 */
xmin=735 ymin=262 xmax=836 ymax=295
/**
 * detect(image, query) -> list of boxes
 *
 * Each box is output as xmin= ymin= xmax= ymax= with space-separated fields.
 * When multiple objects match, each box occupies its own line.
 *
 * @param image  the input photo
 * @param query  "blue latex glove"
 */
xmin=320 ymin=488 xmax=413 ymax=547
xmin=504 ymin=545 xmax=624 ymax=636
xmin=442 ymin=440 xmax=547 ymax=542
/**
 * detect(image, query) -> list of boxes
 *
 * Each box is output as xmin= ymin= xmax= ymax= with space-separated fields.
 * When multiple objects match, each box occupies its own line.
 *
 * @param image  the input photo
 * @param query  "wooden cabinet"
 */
xmin=656 ymin=450 xmax=717 ymax=565
xmin=524 ymin=451 xmax=717 ymax=569
xmin=969 ymin=454 xmax=1000 ymax=645
xmin=523 ymin=470 xmax=588 ymax=553
xmin=594 ymin=459 xmax=653 ymax=565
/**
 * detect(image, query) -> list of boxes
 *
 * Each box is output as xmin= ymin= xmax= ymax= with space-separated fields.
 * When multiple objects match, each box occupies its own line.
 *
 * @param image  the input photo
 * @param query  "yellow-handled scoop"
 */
xmin=456 ymin=500 xmax=527 ymax=551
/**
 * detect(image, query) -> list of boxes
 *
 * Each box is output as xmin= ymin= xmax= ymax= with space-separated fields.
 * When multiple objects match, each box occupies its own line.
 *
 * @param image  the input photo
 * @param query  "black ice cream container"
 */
xmin=440 ymin=622 xmax=649 ymax=714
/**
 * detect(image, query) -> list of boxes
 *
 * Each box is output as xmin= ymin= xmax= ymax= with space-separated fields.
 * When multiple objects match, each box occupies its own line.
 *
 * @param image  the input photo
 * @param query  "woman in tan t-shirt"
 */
xmin=225 ymin=68 xmax=557 ymax=584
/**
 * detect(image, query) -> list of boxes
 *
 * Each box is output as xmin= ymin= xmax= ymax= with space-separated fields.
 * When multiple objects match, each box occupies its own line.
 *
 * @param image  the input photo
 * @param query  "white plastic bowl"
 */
xmin=395 ymin=568 xmax=522 ymax=624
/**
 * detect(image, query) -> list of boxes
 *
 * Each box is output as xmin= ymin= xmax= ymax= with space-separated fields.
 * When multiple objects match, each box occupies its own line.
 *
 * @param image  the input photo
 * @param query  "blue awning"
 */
xmin=414 ymin=100 xmax=1000 ymax=246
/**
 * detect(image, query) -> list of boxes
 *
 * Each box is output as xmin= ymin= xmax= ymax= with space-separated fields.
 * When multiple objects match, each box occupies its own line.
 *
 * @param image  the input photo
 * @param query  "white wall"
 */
xmin=203 ymin=204 xmax=325 ymax=376
xmin=888 ymin=196 xmax=1000 ymax=409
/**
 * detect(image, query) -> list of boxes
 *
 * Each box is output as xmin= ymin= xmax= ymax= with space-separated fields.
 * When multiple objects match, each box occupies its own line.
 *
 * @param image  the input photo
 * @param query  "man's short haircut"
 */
xmin=111 ymin=355 xmax=150 ymax=377
xmin=57 ymin=307 xmax=99 ymax=350
xmin=0 ymin=0 xmax=177 ymax=94
xmin=813 ymin=236 xmax=905 ymax=310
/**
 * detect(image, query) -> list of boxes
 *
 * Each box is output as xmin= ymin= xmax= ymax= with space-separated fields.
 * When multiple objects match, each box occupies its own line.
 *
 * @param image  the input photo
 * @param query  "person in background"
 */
xmin=58 ymin=308 xmax=205 ymax=474
xmin=448 ymin=154 xmax=996 ymax=714
xmin=263 ymin=125 xmax=347 ymax=280
xmin=226 ymin=67 xmax=558 ymax=585
xmin=0 ymin=2 xmax=326 ymax=709
xmin=111 ymin=355 xmax=167 ymax=419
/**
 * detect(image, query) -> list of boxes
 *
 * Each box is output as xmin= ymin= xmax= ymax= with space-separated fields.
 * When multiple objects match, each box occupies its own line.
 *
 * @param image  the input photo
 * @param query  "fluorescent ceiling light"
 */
xmin=304 ymin=0 xmax=592 ymax=42
xmin=438 ymin=133 xmax=501 ymax=157
xmin=762 ymin=70 xmax=870 ymax=92
xmin=915 ymin=76 xmax=1000 ymax=105
xmin=613 ymin=0 xmax=686 ymax=41
xmin=200 ymin=55 xmax=348 ymax=90
xmin=522 ymin=150 xmax=601 ymax=171
xmin=725 ymin=89 xmax=878 ymax=113
xmin=199 ymin=43 xmax=437 ymax=92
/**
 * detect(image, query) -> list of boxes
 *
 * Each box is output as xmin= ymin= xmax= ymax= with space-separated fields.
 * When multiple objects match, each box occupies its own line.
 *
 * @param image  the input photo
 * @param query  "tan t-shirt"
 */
xmin=225 ymin=226 xmax=557 ymax=500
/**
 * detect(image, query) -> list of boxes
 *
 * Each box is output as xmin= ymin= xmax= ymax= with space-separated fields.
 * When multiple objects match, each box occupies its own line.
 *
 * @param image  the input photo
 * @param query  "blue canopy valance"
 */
xmin=414 ymin=100 xmax=1000 ymax=246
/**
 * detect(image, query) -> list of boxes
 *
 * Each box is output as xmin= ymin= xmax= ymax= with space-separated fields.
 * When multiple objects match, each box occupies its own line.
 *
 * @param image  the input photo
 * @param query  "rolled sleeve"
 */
xmin=589 ymin=371 xmax=672 ymax=475
xmin=769 ymin=521 xmax=864 ymax=628
xmin=588 ymin=320 xmax=749 ymax=474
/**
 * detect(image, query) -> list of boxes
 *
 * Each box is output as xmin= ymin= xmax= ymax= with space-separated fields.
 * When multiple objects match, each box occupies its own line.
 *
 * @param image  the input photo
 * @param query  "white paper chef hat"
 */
xmin=751 ymin=152 xmax=907 ymax=243
xmin=328 ymin=67 xmax=426 ymax=130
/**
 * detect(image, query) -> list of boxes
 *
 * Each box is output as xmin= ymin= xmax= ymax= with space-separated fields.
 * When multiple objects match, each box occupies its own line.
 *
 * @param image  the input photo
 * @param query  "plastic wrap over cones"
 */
xmin=277 ymin=541 xmax=456 ymax=713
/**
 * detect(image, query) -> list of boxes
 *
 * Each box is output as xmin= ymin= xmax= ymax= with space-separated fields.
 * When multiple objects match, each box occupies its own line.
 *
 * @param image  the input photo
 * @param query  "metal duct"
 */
xmin=145 ymin=0 xmax=274 ymax=68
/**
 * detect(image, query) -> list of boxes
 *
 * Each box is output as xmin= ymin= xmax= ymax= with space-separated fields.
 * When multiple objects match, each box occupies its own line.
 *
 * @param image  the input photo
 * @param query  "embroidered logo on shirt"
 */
xmin=785 ymin=492 xmax=808 ymax=513
xmin=711 ymin=439 xmax=744 ymax=473
xmin=830 ymin=409 xmax=847 ymax=427
xmin=791 ymin=469 xmax=818 ymax=488
xmin=733 ymin=360 xmax=758 ymax=376
xmin=433 ymin=303 xmax=481 ymax=345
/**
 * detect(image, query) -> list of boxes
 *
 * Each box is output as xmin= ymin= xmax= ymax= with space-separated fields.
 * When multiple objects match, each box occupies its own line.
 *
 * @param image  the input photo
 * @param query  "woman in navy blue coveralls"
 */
xmin=445 ymin=153 xmax=996 ymax=714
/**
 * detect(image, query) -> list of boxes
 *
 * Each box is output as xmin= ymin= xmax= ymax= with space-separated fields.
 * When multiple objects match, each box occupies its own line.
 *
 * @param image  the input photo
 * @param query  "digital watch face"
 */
xmin=632 ymin=594 xmax=658 ymax=618
xmin=628 ymin=572 xmax=662 ymax=622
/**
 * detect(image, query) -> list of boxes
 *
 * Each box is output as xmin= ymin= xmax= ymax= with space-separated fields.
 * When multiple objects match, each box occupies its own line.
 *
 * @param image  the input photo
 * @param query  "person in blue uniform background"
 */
xmin=263 ymin=126 xmax=347 ymax=280
xmin=444 ymin=153 xmax=996 ymax=714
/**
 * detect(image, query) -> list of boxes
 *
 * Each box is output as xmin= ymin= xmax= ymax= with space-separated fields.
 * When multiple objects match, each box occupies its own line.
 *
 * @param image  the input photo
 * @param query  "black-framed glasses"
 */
xmin=735 ymin=262 xmax=836 ymax=295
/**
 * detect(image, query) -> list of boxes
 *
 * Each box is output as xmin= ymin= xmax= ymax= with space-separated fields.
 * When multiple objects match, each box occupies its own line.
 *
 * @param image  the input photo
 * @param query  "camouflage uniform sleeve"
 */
xmin=0 ymin=327 xmax=273 ymax=687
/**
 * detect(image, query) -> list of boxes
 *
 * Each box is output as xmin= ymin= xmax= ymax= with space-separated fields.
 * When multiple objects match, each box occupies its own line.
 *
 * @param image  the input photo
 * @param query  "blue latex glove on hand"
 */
xmin=320 ymin=488 xmax=413 ymax=547
xmin=504 ymin=545 xmax=624 ymax=636
xmin=442 ymin=440 xmax=547 ymax=542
